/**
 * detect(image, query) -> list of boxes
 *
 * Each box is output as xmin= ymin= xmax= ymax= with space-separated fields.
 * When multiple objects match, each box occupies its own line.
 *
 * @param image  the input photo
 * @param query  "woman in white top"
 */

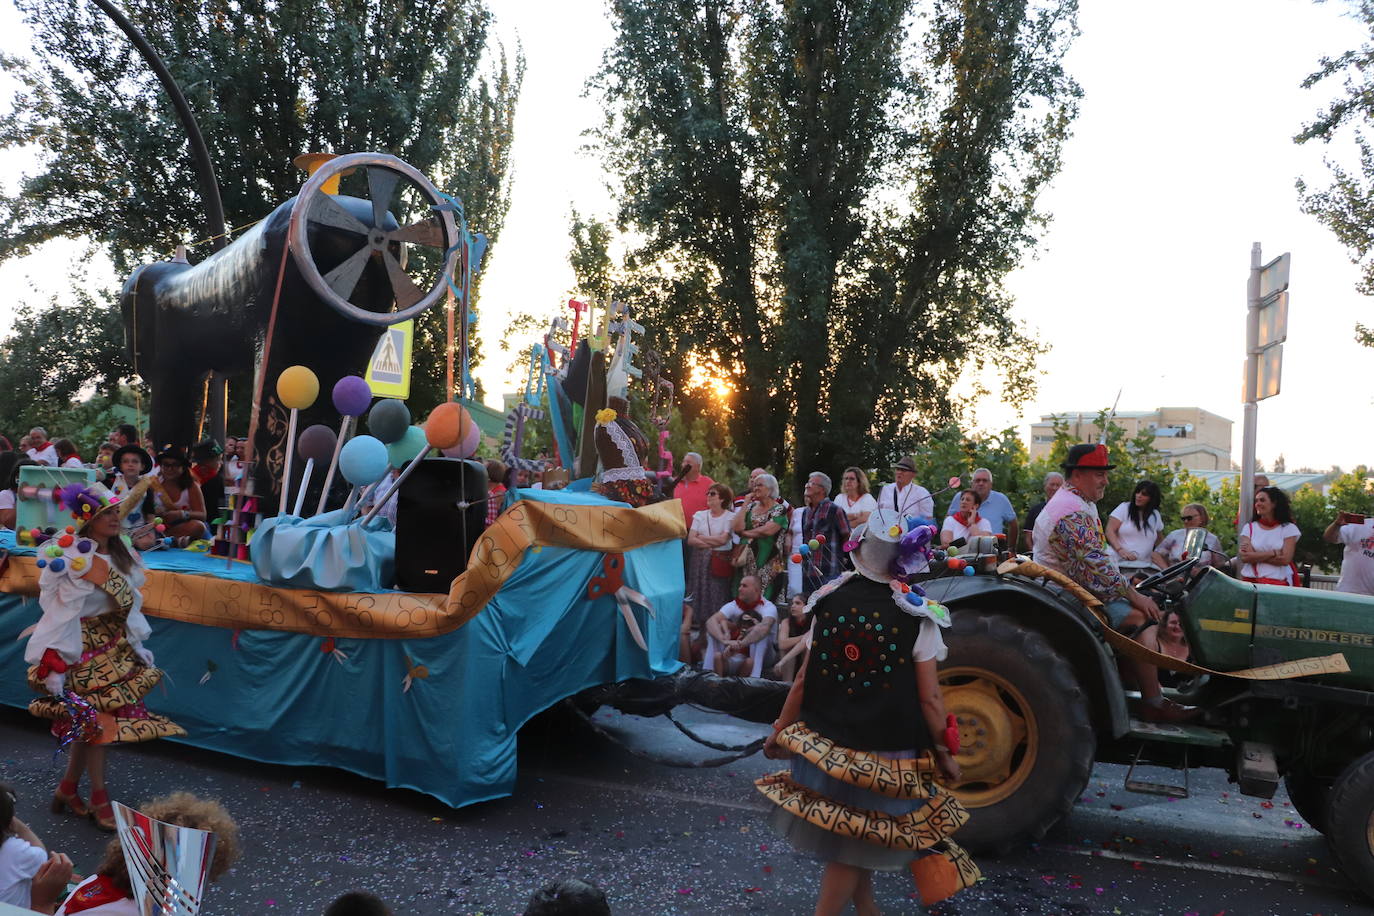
xmin=686 ymin=483 xmax=736 ymax=627
xmin=786 ymin=501 xmax=805 ymax=598
xmin=1106 ymin=480 xmax=1165 ymax=575
xmin=941 ymin=489 xmax=991 ymax=546
xmin=834 ymin=466 xmax=878 ymax=528
xmin=53 ymin=438 xmax=83 ymax=469
xmin=1239 ymin=486 xmax=1301 ymax=585
xmin=0 ymin=452 xmax=22 ymax=530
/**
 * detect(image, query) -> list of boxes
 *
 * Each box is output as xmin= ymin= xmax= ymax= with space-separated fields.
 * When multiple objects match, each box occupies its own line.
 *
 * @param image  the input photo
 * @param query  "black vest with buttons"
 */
xmin=800 ymin=575 xmax=934 ymax=752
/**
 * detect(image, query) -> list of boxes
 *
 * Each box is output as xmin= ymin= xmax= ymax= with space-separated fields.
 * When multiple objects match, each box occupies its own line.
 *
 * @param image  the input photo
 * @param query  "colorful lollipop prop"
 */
xmin=338 ymin=435 xmax=389 ymax=519
xmin=294 ymin=425 xmax=337 ymax=517
xmin=360 ymin=403 xmax=467 ymax=526
xmin=367 ymin=398 xmax=411 ymax=445
xmin=316 ymin=376 xmax=373 ymax=515
xmin=275 ymin=366 xmax=320 ymax=515
xmin=385 ymin=425 xmax=428 ymax=468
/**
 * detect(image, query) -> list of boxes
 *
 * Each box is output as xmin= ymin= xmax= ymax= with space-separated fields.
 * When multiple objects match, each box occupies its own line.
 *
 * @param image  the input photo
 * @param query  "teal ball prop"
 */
xmin=339 ymin=435 xmax=389 ymax=485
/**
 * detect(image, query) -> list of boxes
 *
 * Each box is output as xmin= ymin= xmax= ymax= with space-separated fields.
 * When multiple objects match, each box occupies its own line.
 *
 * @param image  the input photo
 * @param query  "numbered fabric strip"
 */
xmin=0 ymin=500 xmax=686 ymax=640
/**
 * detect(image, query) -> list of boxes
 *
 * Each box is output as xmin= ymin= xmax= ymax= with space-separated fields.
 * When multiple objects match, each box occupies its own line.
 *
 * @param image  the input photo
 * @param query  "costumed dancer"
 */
xmin=757 ymin=507 xmax=979 ymax=914
xmin=590 ymin=397 xmax=655 ymax=508
xmin=25 ymin=482 xmax=185 ymax=832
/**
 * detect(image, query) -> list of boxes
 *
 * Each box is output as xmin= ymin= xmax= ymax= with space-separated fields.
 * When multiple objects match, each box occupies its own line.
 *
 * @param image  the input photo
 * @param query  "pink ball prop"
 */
xmin=332 ymin=375 xmax=373 ymax=417
xmin=947 ymin=476 xmax=961 ymax=489
xmin=441 ymin=418 xmax=481 ymax=459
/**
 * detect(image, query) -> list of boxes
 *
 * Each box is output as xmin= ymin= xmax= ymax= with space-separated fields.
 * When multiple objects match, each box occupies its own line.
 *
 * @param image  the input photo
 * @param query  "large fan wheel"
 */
xmin=286 ymin=151 xmax=459 ymax=327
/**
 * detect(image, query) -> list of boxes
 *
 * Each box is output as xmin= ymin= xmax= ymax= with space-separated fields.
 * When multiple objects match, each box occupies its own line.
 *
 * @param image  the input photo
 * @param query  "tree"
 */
xmin=587 ymin=0 xmax=1080 ymax=489
xmin=1297 ymin=0 xmax=1374 ymax=344
xmin=0 ymin=0 xmax=522 ymax=414
xmin=0 ymin=286 xmax=143 ymax=443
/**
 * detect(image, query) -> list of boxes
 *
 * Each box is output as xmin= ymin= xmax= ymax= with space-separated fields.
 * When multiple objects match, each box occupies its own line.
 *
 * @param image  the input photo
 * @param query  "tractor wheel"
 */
xmin=938 ymin=611 xmax=1095 ymax=854
xmin=1284 ymin=769 xmax=1330 ymax=834
xmin=1325 ymin=751 xmax=1374 ymax=901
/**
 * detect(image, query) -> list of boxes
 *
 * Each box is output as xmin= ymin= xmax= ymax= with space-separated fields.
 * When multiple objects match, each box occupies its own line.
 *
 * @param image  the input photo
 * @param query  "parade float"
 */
xmin=0 ymin=152 xmax=780 ymax=809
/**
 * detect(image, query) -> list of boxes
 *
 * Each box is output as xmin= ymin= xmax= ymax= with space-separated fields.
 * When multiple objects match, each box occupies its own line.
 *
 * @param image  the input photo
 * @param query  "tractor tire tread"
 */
xmin=1325 ymin=750 xmax=1374 ymax=900
xmin=944 ymin=611 xmax=1095 ymax=856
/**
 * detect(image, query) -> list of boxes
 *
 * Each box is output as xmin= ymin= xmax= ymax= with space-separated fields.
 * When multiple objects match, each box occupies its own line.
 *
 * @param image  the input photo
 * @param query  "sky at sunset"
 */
xmin=0 ymin=0 xmax=1370 ymax=472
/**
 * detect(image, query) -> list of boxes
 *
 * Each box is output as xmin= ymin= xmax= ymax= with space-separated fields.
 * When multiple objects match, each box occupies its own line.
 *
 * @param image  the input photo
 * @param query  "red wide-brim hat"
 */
xmin=1061 ymin=443 xmax=1115 ymax=471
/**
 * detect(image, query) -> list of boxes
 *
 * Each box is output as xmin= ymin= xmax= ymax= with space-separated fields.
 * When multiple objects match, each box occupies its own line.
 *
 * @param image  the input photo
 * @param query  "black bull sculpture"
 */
xmin=116 ymin=153 xmax=793 ymax=747
xmin=121 ymin=153 xmax=457 ymax=511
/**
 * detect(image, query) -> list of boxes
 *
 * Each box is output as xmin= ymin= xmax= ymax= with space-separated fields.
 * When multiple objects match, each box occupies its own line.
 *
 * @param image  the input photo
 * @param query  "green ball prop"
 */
xmin=386 ymin=425 xmax=428 ymax=466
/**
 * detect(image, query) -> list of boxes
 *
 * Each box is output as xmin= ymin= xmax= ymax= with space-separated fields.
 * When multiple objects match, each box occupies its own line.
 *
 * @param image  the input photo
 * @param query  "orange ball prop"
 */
xmin=424 ymin=402 xmax=473 ymax=450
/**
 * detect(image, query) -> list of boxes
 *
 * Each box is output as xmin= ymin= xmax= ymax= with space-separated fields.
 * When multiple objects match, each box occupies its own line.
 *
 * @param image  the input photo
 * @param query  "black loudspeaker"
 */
xmin=394 ymin=457 xmax=488 ymax=593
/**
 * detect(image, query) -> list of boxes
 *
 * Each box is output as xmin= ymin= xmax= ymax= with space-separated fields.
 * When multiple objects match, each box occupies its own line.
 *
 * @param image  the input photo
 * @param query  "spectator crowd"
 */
xmin=672 ymin=453 xmax=1374 ymax=683
xmin=0 ymin=425 xmax=251 ymax=548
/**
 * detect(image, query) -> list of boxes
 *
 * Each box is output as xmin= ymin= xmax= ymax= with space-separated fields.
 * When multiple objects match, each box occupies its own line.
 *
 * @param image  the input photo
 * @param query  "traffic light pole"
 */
xmin=1238 ymin=242 xmax=1260 ymax=541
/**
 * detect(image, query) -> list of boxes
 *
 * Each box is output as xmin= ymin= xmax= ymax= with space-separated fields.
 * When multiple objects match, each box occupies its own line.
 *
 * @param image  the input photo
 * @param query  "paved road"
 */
xmin=0 ymin=704 xmax=1365 ymax=915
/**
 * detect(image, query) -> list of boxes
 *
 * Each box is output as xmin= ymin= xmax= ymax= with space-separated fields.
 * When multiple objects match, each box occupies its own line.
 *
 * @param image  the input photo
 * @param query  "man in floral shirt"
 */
xmin=1032 ymin=444 xmax=1197 ymax=723
xmin=800 ymin=471 xmax=851 ymax=593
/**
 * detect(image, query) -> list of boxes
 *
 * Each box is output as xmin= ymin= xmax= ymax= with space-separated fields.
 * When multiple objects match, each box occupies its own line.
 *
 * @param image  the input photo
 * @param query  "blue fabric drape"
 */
xmin=0 ymin=491 xmax=683 ymax=808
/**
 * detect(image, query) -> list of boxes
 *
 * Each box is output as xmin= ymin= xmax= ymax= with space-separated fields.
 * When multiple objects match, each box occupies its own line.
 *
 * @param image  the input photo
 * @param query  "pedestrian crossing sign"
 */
xmin=365 ymin=320 xmax=413 ymax=399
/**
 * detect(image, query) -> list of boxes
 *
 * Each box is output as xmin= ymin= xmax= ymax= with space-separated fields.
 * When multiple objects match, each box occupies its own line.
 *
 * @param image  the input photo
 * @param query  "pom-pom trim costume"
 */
xmin=23 ymin=483 xmax=183 ymax=745
xmin=756 ymin=509 xmax=978 ymax=904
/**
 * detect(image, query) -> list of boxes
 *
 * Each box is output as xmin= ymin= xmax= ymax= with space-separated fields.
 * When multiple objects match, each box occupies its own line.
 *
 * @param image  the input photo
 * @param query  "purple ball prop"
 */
xmin=298 ymin=424 xmax=339 ymax=462
xmin=332 ymin=375 xmax=373 ymax=417
xmin=367 ymin=398 xmax=411 ymax=444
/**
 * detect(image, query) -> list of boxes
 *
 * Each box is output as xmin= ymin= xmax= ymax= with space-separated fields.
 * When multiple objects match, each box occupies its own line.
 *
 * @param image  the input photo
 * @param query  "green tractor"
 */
xmin=923 ymin=535 xmax=1374 ymax=899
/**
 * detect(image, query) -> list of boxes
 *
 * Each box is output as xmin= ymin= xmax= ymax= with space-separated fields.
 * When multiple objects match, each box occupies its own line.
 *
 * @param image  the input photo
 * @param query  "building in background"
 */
xmin=1187 ymin=470 xmax=1333 ymax=495
xmin=1029 ymin=407 xmax=1233 ymax=471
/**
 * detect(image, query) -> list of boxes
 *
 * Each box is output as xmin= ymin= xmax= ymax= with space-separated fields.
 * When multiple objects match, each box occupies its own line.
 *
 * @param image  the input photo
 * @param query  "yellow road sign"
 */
xmin=365 ymin=320 xmax=413 ymax=399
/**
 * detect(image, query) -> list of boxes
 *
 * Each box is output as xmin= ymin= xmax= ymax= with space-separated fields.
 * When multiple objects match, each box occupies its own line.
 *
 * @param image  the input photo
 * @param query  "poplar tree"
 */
xmin=589 ymin=0 xmax=1080 ymax=484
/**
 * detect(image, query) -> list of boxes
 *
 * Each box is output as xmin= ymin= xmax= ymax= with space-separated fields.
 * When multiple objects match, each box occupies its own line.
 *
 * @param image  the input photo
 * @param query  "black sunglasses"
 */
xmin=1181 ymin=514 xmax=1197 ymax=521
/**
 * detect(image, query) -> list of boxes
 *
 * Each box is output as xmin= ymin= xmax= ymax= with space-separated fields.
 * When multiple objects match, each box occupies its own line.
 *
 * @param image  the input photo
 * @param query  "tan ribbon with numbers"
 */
xmin=998 ymin=559 xmax=1351 ymax=680
xmin=0 ymin=499 xmax=687 ymax=639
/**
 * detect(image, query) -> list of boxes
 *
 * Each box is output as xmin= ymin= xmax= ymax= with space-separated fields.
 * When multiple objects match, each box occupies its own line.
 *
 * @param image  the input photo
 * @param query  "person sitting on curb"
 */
xmin=702 ymin=575 xmax=776 ymax=678
xmin=1031 ymin=444 xmax=1198 ymax=723
xmin=0 ymin=782 xmax=73 ymax=915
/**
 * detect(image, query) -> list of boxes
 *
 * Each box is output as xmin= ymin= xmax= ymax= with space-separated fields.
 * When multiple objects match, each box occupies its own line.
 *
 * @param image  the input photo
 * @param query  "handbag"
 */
xmin=731 ymin=540 xmax=754 ymax=569
xmin=709 ymin=550 xmax=734 ymax=578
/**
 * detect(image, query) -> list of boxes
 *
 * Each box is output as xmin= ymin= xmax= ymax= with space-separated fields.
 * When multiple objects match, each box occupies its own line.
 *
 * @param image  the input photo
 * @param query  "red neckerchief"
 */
xmin=953 ymin=511 xmax=980 ymax=527
xmin=62 ymin=875 xmax=132 ymax=912
xmin=1256 ymin=518 xmax=1281 ymax=530
xmin=191 ymin=463 xmax=218 ymax=486
xmin=736 ymin=596 xmax=763 ymax=612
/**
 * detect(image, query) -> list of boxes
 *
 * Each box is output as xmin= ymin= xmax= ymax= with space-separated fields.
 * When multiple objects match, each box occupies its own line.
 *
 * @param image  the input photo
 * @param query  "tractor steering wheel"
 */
xmin=286 ymin=152 xmax=460 ymax=327
xmin=1134 ymin=556 xmax=1199 ymax=592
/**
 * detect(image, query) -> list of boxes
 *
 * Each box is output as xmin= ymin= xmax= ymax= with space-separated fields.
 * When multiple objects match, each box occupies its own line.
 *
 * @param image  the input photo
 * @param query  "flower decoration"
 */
xmin=595 ymin=407 xmax=618 ymax=426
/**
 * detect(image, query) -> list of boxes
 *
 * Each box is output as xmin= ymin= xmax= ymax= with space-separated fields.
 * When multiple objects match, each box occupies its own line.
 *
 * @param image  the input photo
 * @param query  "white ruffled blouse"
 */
xmin=24 ymin=548 xmax=150 ymax=665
